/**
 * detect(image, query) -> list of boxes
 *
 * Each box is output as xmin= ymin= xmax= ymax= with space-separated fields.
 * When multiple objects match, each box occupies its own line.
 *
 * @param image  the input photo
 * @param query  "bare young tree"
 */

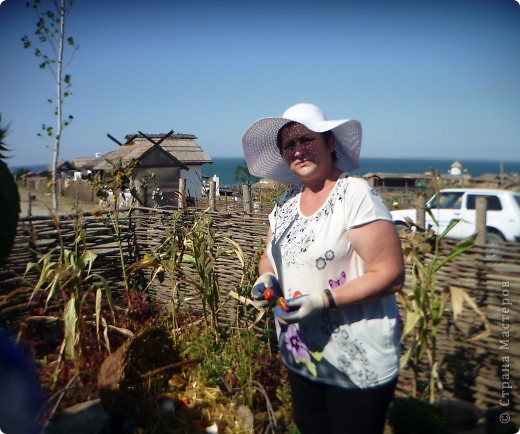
xmin=22 ymin=0 xmax=78 ymax=210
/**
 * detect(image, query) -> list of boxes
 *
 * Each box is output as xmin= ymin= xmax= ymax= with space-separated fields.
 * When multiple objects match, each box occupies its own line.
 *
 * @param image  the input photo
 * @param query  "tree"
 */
xmin=234 ymin=164 xmax=258 ymax=185
xmin=22 ymin=0 xmax=78 ymax=210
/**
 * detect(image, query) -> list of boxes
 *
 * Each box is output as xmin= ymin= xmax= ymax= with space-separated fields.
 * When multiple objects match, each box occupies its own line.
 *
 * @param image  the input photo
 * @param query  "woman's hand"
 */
xmin=274 ymin=293 xmax=324 ymax=324
xmin=251 ymin=272 xmax=281 ymax=308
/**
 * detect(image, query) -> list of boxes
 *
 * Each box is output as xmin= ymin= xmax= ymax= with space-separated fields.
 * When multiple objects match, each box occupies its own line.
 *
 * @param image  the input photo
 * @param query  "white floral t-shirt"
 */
xmin=267 ymin=174 xmax=401 ymax=389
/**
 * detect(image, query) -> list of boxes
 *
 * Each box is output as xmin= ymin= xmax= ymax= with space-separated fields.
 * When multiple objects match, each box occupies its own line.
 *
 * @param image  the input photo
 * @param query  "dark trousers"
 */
xmin=288 ymin=370 xmax=397 ymax=434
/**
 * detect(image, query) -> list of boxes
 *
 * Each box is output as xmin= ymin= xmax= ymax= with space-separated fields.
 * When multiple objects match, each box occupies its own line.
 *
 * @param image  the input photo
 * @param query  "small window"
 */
xmin=429 ymin=192 xmax=464 ymax=209
xmin=466 ymin=195 xmax=502 ymax=211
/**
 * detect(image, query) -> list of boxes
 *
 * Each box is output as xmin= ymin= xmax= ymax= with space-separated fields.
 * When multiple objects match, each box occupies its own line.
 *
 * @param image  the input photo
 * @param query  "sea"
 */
xmin=9 ymin=157 xmax=520 ymax=187
xmin=191 ymin=157 xmax=520 ymax=185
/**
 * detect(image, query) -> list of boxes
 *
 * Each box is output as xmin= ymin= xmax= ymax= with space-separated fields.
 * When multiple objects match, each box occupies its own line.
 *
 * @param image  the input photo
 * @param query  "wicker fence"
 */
xmin=0 ymin=206 xmax=518 ymax=418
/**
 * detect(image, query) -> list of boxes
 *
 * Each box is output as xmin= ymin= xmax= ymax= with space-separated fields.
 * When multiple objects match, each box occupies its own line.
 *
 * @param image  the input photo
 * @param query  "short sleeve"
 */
xmin=343 ymin=178 xmax=392 ymax=231
xmin=268 ymin=206 xmax=276 ymax=229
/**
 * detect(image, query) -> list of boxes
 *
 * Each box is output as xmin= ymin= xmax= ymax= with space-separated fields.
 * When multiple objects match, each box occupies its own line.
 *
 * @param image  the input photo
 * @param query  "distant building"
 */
xmin=362 ymin=172 xmax=431 ymax=189
xmin=449 ymin=161 xmax=463 ymax=176
xmin=72 ymin=157 xmax=96 ymax=180
xmin=39 ymin=160 xmax=78 ymax=177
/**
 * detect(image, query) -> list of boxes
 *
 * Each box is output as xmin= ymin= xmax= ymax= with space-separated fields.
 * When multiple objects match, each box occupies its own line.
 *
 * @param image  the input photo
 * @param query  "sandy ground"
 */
xmin=18 ymin=186 xmax=101 ymax=217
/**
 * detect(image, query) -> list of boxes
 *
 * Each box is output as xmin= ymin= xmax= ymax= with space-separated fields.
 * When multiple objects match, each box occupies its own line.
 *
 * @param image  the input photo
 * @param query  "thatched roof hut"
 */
xmin=124 ymin=133 xmax=212 ymax=166
xmin=90 ymin=132 xmax=213 ymax=204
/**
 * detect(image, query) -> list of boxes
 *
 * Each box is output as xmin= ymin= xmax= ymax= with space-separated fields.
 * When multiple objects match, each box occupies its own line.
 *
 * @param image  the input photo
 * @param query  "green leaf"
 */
xmin=94 ymin=273 xmax=114 ymax=314
xmin=182 ymin=254 xmax=196 ymax=265
xmin=400 ymin=346 xmax=413 ymax=368
xmin=425 ymin=207 xmax=438 ymax=226
xmin=294 ymin=359 xmax=318 ymax=377
xmin=45 ymin=278 xmax=59 ymax=309
xmin=401 ymin=311 xmax=422 ymax=338
xmin=309 ymin=349 xmax=324 ymax=362
xmin=433 ymin=234 xmax=475 ymax=272
xmin=80 ymin=250 xmax=97 ymax=275
xmin=63 ymin=296 xmax=78 ymax=361
xmin=95 ymin=287 xmax=102 ymax=337
xmin=438 ymin=218 xmax=461 ymax=240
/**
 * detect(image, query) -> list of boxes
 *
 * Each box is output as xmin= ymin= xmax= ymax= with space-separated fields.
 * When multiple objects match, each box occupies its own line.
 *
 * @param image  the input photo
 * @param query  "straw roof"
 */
xmin=124 ymin=133 xmax=213 ymax=165
xmin=72 ymin=157 xmax=97 ymax=170
xmin=91 ymin=142 xmax=185 ymax=171
xmin=90 ymin=133 xmax=212 ymax=171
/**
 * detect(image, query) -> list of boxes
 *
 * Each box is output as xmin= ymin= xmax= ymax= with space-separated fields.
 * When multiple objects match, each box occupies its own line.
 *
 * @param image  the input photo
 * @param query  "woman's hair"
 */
xmin=277 ymin=122 xmax=337 ymax=162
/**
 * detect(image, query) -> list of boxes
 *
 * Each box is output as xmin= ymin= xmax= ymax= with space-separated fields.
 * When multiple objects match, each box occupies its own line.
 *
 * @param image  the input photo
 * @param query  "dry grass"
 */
xmin=18 ymin=186 xmax=101 ymax=217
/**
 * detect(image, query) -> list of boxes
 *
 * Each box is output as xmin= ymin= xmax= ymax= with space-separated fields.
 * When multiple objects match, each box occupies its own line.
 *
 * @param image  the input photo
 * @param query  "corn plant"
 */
xmin=398 ymin=212 xmax=489 ymax=403
xmin=128 ymin=211 xmax=245 ymax=336
xmin=24 ymin=215 xmax=113 ymax=367
xmin=127 ymin=211 xmax=187 ymax=331
xmin=182 ymin=214 xmax=245 ymax=335
xmin=91 ymin=158 xmax=139 ymax=296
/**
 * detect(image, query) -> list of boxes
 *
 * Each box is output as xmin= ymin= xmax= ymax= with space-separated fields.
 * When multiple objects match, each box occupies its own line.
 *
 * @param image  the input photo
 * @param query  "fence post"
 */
xmin=416 ymin=192 xmax=427 ymax=230
xmin=136 ymin=182 xmax=148 ymax=208
xmin=27 ymin=192 xmax=32 ymax=217
xmin=178 ymin=178 xmax=186 ymax=209
xmin=242 ymin=184 xmax=252 ymax=213
xmin=209 ymin=181 xmax=217 ymax=212
xmin=475 ymin=195 xmax=488 ymax=245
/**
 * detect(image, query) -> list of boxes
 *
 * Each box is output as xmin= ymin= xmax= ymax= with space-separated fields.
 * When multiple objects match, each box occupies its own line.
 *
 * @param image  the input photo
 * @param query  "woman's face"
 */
xmin=279 ymin=123 xmax=335 ymax=181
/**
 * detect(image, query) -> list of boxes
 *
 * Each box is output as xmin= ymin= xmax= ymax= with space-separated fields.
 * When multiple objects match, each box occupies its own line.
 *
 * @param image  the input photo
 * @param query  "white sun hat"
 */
xmin=242 ymin=103 xmax=362 ymax=185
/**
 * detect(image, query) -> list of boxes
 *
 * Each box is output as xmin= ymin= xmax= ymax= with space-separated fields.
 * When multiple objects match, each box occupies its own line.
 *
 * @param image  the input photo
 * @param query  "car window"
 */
xmin=466 ymin=195 xmax=502 ymax=211
xmin=428 ymin=192 xmax=464 ymax=209
xmin=514 ymin=195 xmax=520 ymax=209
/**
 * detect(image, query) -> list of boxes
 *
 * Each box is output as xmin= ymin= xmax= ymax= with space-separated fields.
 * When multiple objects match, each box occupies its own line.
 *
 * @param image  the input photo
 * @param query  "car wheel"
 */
xmin=485 ymin=231 xmax=505 ymax=244
xmin=394 ymin=223 xmax=408 ymax=235
xmin=484 ymin=231 xmax=505 ymax=261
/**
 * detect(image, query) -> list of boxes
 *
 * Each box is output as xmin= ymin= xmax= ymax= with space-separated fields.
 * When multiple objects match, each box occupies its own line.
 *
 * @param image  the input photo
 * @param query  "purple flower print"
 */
xmin=285 ymin=324 xmax=311 ymax=362
xmin=328 ymin=271 xmax=347 ymax=289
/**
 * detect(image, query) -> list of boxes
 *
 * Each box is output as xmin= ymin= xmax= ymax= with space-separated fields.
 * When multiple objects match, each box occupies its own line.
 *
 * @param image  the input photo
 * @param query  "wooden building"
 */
xmin=362 ymin=172 xmax=431 ymax=189
xmin=88 ymin=132 xmax=213 ymax=205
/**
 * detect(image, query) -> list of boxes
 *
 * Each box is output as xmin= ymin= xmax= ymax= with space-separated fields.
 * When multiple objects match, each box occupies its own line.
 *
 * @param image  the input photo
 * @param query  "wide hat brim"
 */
xmin=242 ymin=109 xmax=362 ymax=185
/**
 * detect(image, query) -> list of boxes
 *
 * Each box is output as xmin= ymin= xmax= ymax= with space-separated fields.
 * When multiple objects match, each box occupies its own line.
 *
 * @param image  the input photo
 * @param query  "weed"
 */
xmin=398 ymin=208 xmax=489 ymax=403
xmin=24 ymin=214 xmax=114 ymax=368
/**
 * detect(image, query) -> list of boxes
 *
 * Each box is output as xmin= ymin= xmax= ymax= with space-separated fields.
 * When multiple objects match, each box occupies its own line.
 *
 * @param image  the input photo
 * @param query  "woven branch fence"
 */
xmin=0 ymin=206 xmax=518 ymax=418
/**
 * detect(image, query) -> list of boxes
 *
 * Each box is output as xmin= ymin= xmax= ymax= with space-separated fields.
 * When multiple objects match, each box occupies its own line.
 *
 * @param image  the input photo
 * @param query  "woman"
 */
xmin=242 ymin=103 xmax=405 ymax=434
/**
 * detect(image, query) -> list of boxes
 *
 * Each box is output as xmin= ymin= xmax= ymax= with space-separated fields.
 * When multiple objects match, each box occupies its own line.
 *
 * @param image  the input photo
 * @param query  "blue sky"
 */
xmin=1 ymin=0 xmax=519 ymax=167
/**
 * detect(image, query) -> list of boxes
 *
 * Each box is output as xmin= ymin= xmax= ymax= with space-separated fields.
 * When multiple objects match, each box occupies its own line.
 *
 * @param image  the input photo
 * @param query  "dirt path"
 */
xmin=18 ymin=186 xmax=101 ymax=217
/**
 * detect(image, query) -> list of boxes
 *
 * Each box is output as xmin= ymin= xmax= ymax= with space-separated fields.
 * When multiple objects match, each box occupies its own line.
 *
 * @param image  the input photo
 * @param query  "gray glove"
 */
xmin=251 ymin=272 xmax=281 ymax=308
xmin=274 ymin=293 xmax=324 ymax=324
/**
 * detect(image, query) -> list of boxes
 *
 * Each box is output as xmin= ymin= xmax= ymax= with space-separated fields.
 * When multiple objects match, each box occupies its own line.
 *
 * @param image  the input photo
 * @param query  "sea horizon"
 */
xmin=9 ymin=156 xmax=520 ymax=187
xmin=199 ymin=156 xmax=520 ymax=185
xmin=211 ymin=155 xmax=520 ymax=162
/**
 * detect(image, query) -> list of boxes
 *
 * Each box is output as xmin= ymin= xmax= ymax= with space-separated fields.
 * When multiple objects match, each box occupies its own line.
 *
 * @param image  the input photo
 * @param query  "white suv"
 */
xmin=390 ymin=188 xmax=520 ymax=243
